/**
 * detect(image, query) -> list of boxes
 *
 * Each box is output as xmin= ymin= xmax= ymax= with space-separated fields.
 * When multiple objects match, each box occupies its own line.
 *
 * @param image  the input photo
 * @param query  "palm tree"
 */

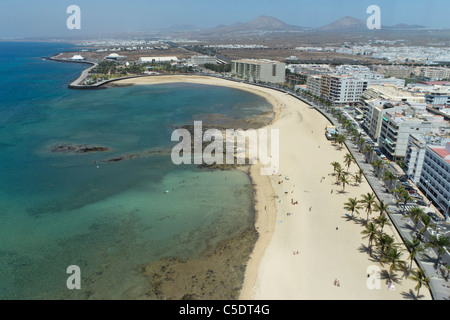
xmin=353 ymin=173 xmax=362 ymax=186
xmin=404 ymin=237 xmax=425 ymax=271
xmin=383 ymin=247 xmax=405 ymax=275
xmin=373 ymin=213 xmax=391 ymax=233
xmin=339 ymin=174 xmax=350 ymax=192
xmin=418 ymin=214 xmax=435 ymax=236
xmin=335 ymin=134 xmax=346 ymax=149
xmin=426 ymin=235 xmax=450 ymax=262
xmin=374 ymin=200 xmax=390 ymax=218
xmin=331 ymin=161 xmax=341 ymax=175
xmin=371 ymin=159 xmax=385 ymax=177
xmin=382 ymin=171 xmax=397 ymax=190
xmin=409 ymin=268 xmax=430 ymax=299
xmin=408 ymin=206 xmax=425 ymax=228
xmin=361 ymin=222 xmax=379 ymax=255
xmin=344 ymin=153 xmax=355 ymax=173
xmin=376 ymin=233 xmax=395 ymax=262
xmin=360 ymin=193 xmax=377 ymax=222
xmin=335 ymin=166 xmax=344 ymax=184
xmin=344 ymin=197 xmax=361 ymax=218
xmin=394 ymin=187 xmax=413 ymax=212
xmin=362 ymin=144 xmax=373 ymax=161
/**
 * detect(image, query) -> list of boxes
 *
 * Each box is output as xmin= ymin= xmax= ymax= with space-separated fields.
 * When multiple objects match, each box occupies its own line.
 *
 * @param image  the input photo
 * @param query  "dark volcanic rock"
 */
xmin=51 ymin=144 xmax=111 ymax=154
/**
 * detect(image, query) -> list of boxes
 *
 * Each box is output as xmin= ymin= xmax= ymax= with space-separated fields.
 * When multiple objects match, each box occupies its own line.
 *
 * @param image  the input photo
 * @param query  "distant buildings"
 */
xmin=191 ymin=55 xmax=218 ymax=65
xmin=231 ymin=59 xmax=286 ymax=84
xmin=416 ymin=67 xmax=450 ymax=81
xmin=70 ymin=55 xmax=85 ymax=61
xmin=138 ymin=56 xmax=179 ymax=64
xmin=376 ymin=65 xmax=415 ymax=79
xmin=305 ymin=66 xmax=405 ymax=105
xmin=105 ymin=53 xmax=127 ymax=61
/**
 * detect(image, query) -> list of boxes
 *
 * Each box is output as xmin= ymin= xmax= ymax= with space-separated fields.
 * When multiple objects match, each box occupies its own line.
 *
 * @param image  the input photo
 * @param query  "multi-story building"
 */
xmin=378 ymin=110 xmax=443 ymax=160
xmin=191 ymin=55 xmax=217 ymax=65
xmin=405 ymin=133 xmax=450 ymax=184
xmin=405 ymin=134 xmax=429 ymax=184
xmin=376 ymin=65 xmax=415 ymax=79
xmin=425 ymin=87 xmax=450 ymax=106
xmin=362 ymin=84 xmax=425 ymax=104
xmin=306 ymin=67 xmax=405 ymax=106
xmin=231 ymin=59 xmax=286 ymax=84
xmin=418 ymin=142 xmax=450 ymax=219
xmin=416 ymin=67 xmax=450 ymax=81
xmin=363 ymin=101 xmax=408 ymax=141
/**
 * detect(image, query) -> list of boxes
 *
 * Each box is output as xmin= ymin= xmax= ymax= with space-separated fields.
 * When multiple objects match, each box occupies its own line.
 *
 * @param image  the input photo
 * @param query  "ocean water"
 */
xmin=0 ymin=42 xmax=272 ymax=299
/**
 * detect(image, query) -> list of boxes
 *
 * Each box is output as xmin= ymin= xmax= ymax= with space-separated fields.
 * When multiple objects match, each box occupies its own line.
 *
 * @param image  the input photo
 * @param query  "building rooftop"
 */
xmin=430 ymin=143 xmax=450 ymax=164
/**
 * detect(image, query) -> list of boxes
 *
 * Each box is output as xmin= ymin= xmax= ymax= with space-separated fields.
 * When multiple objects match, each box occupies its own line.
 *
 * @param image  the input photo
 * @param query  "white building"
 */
xmin=378 ymin=107 xmax=449 ymax=160
xmin=191 ymin=55 xmax=217 ymax=65
xmin=231 ymin=59 xmax=286 ymax=84
xmin=138 ymin=56 xmax=179 ymax=64
xmin=70 ymin=55 xmax=85 ymax=61
xmin=362 ymin=84 xmax=425 ymax=104
xmin=418 ymin=142 xmax=450 ymax=218
xmin=363 ymin=101 xmax=409 ymax=141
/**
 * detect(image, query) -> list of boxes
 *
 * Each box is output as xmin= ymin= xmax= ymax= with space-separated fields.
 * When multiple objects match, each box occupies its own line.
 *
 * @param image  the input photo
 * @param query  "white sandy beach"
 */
xmin=114 ymin=75 xmax=432 ymax=300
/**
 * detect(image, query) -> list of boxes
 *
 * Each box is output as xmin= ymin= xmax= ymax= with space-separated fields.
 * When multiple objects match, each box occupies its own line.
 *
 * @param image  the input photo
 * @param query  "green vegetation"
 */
xmin=203 ymin=63 xmax=231 ymax=73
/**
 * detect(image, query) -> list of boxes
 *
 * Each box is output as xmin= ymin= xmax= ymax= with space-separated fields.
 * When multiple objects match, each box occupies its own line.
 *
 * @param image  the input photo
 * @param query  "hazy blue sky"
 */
xmin=0 ymin=0 xmax=448 ymax=38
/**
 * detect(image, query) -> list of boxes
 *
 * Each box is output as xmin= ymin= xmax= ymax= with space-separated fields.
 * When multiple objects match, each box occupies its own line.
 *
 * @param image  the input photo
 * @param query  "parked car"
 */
xmin=409 ymin=189 xmax=417 ymax=194
xmin=415 ymin=200 xmax=428 ymax=206
xmin=428 ymin=212 xmax=440 ymax=223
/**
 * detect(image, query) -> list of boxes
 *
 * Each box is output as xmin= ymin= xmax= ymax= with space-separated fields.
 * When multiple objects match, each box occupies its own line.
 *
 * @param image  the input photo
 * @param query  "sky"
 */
xmin=0 ymin=0 xmax=449 ymax=38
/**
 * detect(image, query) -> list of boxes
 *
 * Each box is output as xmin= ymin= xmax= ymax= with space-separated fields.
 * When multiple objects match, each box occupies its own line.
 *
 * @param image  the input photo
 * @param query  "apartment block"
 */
xmin=418 ymin=142 xmax=450 ymax=218
xmin=231 ymin=59 xmax=286 ymax=84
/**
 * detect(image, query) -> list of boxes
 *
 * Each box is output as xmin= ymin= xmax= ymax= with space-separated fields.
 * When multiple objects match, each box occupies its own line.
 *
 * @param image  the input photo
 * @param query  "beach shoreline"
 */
xmin=112 ymin=75 xmax=432 ymax=300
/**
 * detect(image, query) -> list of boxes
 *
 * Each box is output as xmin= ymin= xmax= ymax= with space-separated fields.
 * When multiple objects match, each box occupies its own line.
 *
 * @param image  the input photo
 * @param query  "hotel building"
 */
xmin=418 ymin=142 xmax=450 ymax=218
xmin=378 ymin=108 xmax=449 ymax=160
xmin=231 ymin=59 xmax=286 ymax=84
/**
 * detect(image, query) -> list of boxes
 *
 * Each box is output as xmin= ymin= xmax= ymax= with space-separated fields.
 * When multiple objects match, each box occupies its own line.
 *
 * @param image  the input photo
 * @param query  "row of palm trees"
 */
xmin=344 ymin=194 xmax=449 ymax=298
xmin=313 ymin=92 xmax=449 ymax=299
xmin=330 ymin=154 xmax=364 ymax=192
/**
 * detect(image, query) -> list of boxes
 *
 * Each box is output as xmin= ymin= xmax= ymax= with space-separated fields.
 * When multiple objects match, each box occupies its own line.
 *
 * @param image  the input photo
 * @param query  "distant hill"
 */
xmin=317 ymin=16 xmax=367 ymax=32
xmin=386 ymin=23 xmax=426 ymax=30
xmin=202 ymin=15 xmax=306 ymax=34
xmin=317 ymin=16 xmax=427 ymax=32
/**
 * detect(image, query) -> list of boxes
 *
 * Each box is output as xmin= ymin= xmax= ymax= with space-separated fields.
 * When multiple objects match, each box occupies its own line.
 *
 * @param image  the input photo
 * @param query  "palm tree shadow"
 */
xmin=420 ymin=252 xmax=439 ymax=265
xmin=342 ymin=214 xmax=355 ymax=222
xmin=358 ymin=244 xmax=378 ymax=262
xmin=401 ymin=289 xmax=425 ymax=300
xmin=380 ymin=269 xmax=402 ymax=285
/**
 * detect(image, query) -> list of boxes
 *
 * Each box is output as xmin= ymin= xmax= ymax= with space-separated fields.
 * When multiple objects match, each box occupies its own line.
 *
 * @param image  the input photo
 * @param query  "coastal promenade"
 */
xmin=48 ymin=55 xmax=148 ymax=89
xmin=310 ymin=101 xmax=450 ymax=300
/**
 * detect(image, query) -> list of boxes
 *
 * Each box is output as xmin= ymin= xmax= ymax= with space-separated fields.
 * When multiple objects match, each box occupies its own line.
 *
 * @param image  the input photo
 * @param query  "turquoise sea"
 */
xmin=0 ymin=42 xmax=272 ymax=299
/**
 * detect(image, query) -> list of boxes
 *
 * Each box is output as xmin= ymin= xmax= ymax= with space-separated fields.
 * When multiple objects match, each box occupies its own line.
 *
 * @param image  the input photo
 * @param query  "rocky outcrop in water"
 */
xmin=50 ymin=144 xmax=111 ymax=154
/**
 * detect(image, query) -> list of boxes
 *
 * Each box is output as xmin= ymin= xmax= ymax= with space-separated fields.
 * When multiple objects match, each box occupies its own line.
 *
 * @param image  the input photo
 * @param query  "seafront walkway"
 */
xmin=310 ymin=102 xmax=450 ymax=300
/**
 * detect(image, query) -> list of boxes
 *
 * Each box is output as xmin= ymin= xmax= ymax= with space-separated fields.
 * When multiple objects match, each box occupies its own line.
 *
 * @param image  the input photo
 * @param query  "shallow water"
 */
xmin=0 ymin=42 xmax=271 ymax=299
